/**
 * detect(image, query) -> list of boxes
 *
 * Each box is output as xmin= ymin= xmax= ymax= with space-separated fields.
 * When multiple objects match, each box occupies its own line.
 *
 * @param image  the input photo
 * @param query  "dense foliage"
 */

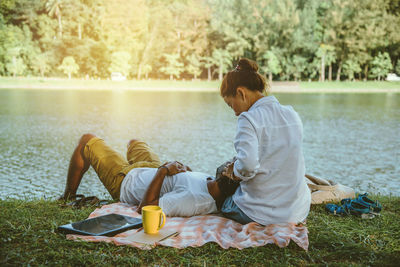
xmin=0 ymin=0 xmax=399 ymax=81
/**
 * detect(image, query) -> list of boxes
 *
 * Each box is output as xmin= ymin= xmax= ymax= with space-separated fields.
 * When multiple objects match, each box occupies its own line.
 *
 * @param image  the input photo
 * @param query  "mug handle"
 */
xmin=158 ymin=211 xmax=166 ymax=230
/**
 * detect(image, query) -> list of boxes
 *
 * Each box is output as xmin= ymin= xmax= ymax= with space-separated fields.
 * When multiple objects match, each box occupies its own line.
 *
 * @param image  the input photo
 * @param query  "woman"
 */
xmin=220 ymin=58 xmax=311 ymax=225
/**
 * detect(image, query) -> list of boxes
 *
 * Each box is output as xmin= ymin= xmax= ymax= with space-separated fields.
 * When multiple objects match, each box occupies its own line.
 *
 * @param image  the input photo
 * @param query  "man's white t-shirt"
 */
xmin=119 ymin=168 xmax=217 ymax=217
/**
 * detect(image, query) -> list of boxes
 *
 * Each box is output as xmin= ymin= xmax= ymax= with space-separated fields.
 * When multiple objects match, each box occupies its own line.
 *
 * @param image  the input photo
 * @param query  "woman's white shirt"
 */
xmin=232 ymin=95 xmax=311 ymax=225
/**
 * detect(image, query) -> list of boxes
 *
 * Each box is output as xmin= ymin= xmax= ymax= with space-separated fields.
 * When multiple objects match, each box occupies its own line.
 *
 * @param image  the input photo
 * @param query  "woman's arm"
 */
xmin=138 ymin=161 xmax=190 ymax=213
xmin=232 ymin=115 xmax=260 ymax=181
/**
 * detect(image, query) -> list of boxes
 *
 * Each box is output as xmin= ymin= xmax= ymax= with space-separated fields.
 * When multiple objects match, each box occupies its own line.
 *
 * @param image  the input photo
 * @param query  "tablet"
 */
xmin=57 ymin=213 xmax=142 ymax=236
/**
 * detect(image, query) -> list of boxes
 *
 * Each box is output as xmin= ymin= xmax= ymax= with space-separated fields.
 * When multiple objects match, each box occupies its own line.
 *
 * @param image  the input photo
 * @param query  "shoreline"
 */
xmin=1 ymin=77 xmax=400 ymax=93
xmin=2 ymin=85 xmax=400 ymax=93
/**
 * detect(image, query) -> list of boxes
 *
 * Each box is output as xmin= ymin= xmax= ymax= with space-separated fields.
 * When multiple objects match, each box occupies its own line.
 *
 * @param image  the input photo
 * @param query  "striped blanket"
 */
xmin=66 ymin=203 xmax=309 ymax=250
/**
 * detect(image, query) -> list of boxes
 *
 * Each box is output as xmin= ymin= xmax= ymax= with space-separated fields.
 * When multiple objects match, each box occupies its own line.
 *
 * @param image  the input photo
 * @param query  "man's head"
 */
xmin=214 ymin=161 xmax=240 ymax=208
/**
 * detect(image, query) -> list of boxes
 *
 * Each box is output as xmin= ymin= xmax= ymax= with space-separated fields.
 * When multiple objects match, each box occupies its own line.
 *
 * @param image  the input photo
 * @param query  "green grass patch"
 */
xmin=1 ymin=195 xmax=399 ymax=266
xmin=0 ymin=77 xmax=220 ymax=91
xmin=300 ymin=81 xmax=400 ymax=90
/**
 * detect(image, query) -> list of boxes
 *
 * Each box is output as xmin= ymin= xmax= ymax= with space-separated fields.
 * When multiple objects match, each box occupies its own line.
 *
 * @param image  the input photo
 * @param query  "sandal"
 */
xmin=325 ymin=204 xmax=349 ymax=216
xmin=60 ymin=195 xmax=110 ymax=209
xmin=341 ymin=193 xmax=382 ymax=215
xmin=326 ymin=199 xmax=371 ymax=217
xmin=343 ymin=200 xmax=371 ymax=216
xmin=59 ymin=194 xmax=86 ymax=208
xmin=78 ymin=196 xmax=110 ymax=208
xmin=76 ymin=196 xmax=99 ymax=208
xmin=355 ymin=193 xmax=382 ymax=213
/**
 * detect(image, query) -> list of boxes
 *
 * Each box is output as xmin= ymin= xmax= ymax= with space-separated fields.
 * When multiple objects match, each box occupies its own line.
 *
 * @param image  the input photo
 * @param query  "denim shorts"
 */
xmin=221 ymin=195 xmax=254 ymax=225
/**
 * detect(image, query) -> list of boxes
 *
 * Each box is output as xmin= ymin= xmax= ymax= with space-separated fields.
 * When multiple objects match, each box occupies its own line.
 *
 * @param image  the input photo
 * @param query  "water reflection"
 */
xmin=0 ymin=90 xmax=399 ymax=199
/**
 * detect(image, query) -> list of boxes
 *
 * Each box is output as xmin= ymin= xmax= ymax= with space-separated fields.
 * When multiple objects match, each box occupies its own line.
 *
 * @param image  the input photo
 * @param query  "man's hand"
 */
xmin=162 ymin=161 xmax=192 ymax=176
xmin=222 ymin=162 xmax=242 ymax=181
xmin=139 ymin=161 xmax=191 ymax=211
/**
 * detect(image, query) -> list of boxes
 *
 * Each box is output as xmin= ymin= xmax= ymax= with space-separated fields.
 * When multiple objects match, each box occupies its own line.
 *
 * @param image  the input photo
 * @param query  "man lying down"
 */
xmin=59 ymin=134 xmax=239 ymax=217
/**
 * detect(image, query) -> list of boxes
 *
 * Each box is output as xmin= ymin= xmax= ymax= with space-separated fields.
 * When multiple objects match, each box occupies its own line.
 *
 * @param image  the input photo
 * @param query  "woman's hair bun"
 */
xmin=238 ymin=58 xmax=258 ymax=72
xmin=220 ymin=57 xmax=267 ymax=97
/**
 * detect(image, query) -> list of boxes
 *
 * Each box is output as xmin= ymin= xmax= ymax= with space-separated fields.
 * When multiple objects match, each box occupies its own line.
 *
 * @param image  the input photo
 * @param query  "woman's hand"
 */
xmin=162 ymin=161 xmax=192 ymax=176
xmin=222 ymin=162 xmax=242 ymax=181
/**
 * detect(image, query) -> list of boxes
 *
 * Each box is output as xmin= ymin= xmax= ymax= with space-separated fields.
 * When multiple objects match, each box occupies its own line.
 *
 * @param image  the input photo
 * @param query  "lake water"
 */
xmin=0 ymin=89 xmax=399 ymax=199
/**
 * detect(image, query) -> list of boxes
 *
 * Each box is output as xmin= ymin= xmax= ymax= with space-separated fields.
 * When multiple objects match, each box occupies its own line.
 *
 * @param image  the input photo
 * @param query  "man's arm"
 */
xmin=138 ymin=161 xmax=190 ymax=213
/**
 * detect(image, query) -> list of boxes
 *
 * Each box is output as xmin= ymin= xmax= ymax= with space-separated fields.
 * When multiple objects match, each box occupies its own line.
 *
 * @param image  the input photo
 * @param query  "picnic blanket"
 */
xmin=66 ymin=203 xmax=309 ymax=250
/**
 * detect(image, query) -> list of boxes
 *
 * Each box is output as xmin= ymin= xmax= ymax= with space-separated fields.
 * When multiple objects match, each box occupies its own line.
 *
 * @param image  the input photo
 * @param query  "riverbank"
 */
xmin=1 ymin=195 xmax=399 ymax=266
xmin=1 ymin=77 xmax=400 ymax=93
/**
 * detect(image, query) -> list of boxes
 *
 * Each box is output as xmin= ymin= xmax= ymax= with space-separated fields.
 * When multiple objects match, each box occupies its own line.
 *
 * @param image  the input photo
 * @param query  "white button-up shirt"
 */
xmin=232 ymin=96 xmax=311 ymax=225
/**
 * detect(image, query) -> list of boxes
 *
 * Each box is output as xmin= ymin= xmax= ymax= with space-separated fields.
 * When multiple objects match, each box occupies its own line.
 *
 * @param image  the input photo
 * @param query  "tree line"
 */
xmin=1 ymin=0 xmax=399 ymax=81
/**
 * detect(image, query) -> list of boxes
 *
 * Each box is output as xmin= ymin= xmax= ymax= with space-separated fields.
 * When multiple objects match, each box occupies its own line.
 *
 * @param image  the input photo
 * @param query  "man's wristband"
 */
xmin=158 ymin=166 xmax=169 ymax=175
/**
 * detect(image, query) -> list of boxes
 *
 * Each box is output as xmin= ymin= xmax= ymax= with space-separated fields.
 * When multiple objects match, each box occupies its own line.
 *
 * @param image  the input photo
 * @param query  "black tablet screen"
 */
xmin=70 ymin=214 xmax=141 ymax=234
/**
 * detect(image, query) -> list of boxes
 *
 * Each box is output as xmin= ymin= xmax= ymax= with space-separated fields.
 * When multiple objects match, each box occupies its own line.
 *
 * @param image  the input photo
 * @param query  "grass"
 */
xmin=1 ymin=77 xmax=400 ymax=92
xmin=0 ymin=77 xmax=221 ymax=91
xmin=300 ymin=81 xmax=400 ymax=91
xmin=1 ymin=195 xmax=399 ymax=266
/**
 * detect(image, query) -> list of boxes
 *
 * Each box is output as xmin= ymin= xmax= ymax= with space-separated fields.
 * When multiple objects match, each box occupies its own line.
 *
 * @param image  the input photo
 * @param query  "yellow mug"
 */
xmin=142 ymin=205 xmax=166 ymax=234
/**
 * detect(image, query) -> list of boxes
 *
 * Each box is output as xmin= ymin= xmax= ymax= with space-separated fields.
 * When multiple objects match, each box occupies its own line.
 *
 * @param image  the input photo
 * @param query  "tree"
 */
xmin=325 ymin=49 xmax=336 ymax=81
xmin=60 ymin=0 xmax=106 ymax=78
xmin=370 ymin=52 xmax=393 ymax=81
xmin=134 ymin=3 xmax=172 ymax=80
xmin=31 ymin=52 xmax=51 ymax=77
xmin=316 ymin=44 xmax=335 ymax=81
xmin=208 ymin=0 xmax=253 ymax=61
xmin=343 ymin=58 xmax=361 ymax=81
xmin=395 ymin=59 xmax=400 ymax=75
xmin=261 ymin=50 xmax=282 ymax=82
xmin=203 ymin=55 xmax=214 ymax=81
xmin=211 ymin=49 xmax=232 ymax=81
xmin=108 ymin=51 xmax=131 ymax=77
xmin=5 ymin=50 xmax=26 ymax=77
xmin=307 ymin=57 xmax=321 ymax=81
xmin=0 ymin=0 xmax=398 ymax=81
xmin=352 ymin=0 xmax=394 ymax=80
xmin=46 ymin=0 xmax=63 ymax=38
xmin=101 ymin=0 xmax=149 ymax=79
xmin=58 ymin=56 xmax=79 ymax=79
xmin=160 ymin=53 xmax=184 ymax=80
xmin=290 ymin=55 xmax=307 ymax=81
xmin=140 ymin=64 xmax=152 ymax=79
xmin=32 ymin=14 xmax=58 ymax=50
xmin=0 ymin=25 xmax=35 ymax=77
xmin=321 ymin=0 xmax=358 ymax=81
xmin=186 ymin=54 xmax=202 ymax=80
xmin=254 ymin=0 xmax=301 ymax=81
xmin=167 ymin=0 xmax=209 ymax=60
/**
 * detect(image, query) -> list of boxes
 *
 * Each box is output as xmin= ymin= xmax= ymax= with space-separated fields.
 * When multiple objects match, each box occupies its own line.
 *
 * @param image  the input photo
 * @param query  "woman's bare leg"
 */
xmin=60 ymin=134 xmax=96 ymax=200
